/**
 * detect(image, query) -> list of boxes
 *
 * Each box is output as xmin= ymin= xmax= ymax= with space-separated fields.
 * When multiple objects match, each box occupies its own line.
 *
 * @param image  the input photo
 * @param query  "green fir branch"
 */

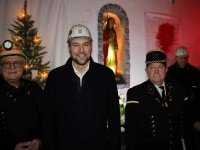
xmin=7 ymin=0 xmax=50 ymax=89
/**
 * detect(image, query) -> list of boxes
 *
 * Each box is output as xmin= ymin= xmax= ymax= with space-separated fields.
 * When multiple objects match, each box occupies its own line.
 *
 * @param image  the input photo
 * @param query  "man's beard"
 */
xmin=71 ymin=56 xmax=90 ymax=65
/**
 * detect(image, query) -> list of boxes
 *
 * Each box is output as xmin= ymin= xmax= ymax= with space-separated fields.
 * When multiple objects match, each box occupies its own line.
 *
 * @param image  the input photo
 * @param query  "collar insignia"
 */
xmin=148 ymin=85 xmax=154 ymax=94
xmin=167 ymin=83 xmax=175 ymax=92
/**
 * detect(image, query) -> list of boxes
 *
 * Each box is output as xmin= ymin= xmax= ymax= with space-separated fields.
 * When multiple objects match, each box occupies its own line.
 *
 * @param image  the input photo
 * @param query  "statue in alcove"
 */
xmin=103 ymin=17 xmax=118 ymax=74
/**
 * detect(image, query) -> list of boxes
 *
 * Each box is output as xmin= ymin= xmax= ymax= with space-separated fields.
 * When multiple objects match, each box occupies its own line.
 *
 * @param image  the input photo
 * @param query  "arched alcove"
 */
xmin=98 ymin=4 xmax=130 ymax=89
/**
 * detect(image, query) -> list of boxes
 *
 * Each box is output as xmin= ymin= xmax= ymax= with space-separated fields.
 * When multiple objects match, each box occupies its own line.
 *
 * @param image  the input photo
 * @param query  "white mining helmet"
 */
xmin=175 ymin=46 xmax=189 ymax=57
xmin=67 ymin=24 xmax=93 ymax=43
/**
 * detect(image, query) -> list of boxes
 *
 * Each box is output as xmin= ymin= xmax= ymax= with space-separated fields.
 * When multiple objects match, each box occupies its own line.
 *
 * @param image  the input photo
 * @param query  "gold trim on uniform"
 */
xmin=127 ymin=100 xmax=139 ymax=104
xmin=145 ymin=60 xmax=166 ymax=64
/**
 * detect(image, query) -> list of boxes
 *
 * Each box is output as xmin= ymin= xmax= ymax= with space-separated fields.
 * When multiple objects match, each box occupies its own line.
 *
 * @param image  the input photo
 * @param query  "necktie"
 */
xmin=159 ymin=86 xmax=168 ymax=107
xmin=159 ymin=86 xmax=165 ymax=99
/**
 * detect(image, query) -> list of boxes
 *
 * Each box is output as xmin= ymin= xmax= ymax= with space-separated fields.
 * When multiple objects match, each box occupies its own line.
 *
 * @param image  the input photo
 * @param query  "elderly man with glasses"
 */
xmin=0 ymin=40 xmax=43 ymax=150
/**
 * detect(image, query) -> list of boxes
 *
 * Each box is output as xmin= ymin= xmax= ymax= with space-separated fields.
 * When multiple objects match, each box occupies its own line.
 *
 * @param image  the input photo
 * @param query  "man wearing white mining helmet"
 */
xmin=42 ymin=24 xmax=121 ymax=150
xmin=167 ymin=46 xmax=200 ymax=149
xmin=0 ymin=40 xmax=43 ymax=150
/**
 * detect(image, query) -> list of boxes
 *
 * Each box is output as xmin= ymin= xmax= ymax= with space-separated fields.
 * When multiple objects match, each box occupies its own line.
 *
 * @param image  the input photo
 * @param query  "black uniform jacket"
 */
xmin=42 ymin=57 xmax=121 ymax=150
xmin=125 ymin=78 xmax=189 ymax=150
xmin=167 ymin=62 xmax=200 ymax=121
xmin=0 ymin=76 xmax=43 ymax=150
xmin=167 ymin=62 xmax=200 ymax=149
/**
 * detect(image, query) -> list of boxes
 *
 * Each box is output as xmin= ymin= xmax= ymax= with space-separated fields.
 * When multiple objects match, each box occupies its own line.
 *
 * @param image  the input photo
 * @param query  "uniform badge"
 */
xmin=167 ymin=83 xmax=175 ymax=92
xmin=148 ymin=85 xmax=154 ymax=94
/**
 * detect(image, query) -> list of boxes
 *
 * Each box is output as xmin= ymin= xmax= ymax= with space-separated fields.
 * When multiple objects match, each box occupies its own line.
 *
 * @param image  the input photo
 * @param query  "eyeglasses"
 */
xmin=0 ymin=61 xmax=24 ymax=69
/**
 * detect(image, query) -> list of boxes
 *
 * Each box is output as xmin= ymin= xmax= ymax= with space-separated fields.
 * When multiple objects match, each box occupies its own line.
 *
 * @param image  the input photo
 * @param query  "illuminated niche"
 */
xmin=98 ymin=4 xmax=130 ymax=89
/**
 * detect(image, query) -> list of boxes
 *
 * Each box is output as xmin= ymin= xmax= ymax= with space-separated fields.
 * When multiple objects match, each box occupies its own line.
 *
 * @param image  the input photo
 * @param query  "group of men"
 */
xmin=0 ymin=24 xmax=200 ymax=150
xmin=125 ymin=47 xmax=200 ymax=150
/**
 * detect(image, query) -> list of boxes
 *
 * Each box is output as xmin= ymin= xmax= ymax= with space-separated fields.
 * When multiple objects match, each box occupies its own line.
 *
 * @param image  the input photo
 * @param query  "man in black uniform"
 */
xmin=42 ymin=24 xmax=121 ymax=150
xmin=125 ymin=49 xmax=193 ymax=150
xmin=167 ymin=46 xmax=200 ymax=149
xmin=0 ymin=40 xmax=43 ymax=150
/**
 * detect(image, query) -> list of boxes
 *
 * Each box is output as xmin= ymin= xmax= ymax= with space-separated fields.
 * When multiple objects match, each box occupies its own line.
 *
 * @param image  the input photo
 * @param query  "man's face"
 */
xmin=176 ymin=56 xmax=188 ymax=68
xmin=69 ymin=38 xmax=92 ymax=66
xmin=109 ymin=19 xmax=115 ymax=29
xmin=0 ymin=56 xmax=25 ymax=83
xmin=145 ymin=63 xmax=167 ymax=86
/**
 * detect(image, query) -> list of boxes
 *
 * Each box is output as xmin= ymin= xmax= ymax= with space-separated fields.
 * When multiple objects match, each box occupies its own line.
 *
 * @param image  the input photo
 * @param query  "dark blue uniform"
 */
xmin=125 ymin=78 xmax=192 ymax=150
xmin=167 ymin=62 xmax=200 ymax=149
xmin=0 ymin=76 xmax=43 ymax=150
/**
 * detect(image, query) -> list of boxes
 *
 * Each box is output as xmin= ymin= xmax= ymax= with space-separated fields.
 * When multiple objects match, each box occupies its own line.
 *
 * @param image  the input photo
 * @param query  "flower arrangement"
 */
xmin=119 ymin=93 xmax=126 ymax=132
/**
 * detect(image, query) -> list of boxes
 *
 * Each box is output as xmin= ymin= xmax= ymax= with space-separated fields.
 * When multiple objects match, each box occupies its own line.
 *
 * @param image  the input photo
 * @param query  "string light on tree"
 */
xmin=8 ymin=0 xmax=50 ymax=88
xmin=21 ymin=9 xmax=25 ymax=18
xmin=40 ymin=72 xmax=48 ymax=79
xmin=11 ymin=36 xmax=19 ymax=43
xmin=24 ymin=64 xmax=29 ymax=70
xmin=34 ymin=36 xmax=42 ymax=44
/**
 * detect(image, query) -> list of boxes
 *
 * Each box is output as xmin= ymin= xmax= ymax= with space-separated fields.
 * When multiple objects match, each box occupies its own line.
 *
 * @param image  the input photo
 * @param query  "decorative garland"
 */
xmin=156 ymin=23 xmax=176 ymax=54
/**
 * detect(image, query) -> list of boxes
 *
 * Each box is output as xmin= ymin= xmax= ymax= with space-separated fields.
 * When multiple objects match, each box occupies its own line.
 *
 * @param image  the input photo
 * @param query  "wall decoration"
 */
xmin=144 ymin=12 xmax=181 ymax=66
xmin=156 ymin=23 xmax=176 ymax=54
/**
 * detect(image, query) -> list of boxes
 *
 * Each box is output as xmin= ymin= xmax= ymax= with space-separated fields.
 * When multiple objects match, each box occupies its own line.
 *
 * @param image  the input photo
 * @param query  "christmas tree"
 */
xmin=8 ymin=0 xmax=50 ymax=88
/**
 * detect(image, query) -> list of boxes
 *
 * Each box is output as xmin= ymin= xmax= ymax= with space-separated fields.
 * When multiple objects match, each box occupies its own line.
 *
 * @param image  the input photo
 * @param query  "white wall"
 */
xmin=1 ymin=0 xmax=200 ymax=95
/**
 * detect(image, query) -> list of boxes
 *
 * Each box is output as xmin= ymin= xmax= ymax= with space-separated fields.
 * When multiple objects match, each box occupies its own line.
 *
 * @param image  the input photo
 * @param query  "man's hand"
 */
xmin=15 ymin=141 xmax=31 ymax=150
xmin=15 ymin=139 xmax=41 ymax=150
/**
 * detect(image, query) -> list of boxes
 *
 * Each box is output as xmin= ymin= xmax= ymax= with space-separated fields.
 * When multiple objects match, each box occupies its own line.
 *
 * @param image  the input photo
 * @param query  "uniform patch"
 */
xmin=148 ymin=85 xmax=154 ymax=94
xmin=78 ymin=29 xmax=82 ymax=34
